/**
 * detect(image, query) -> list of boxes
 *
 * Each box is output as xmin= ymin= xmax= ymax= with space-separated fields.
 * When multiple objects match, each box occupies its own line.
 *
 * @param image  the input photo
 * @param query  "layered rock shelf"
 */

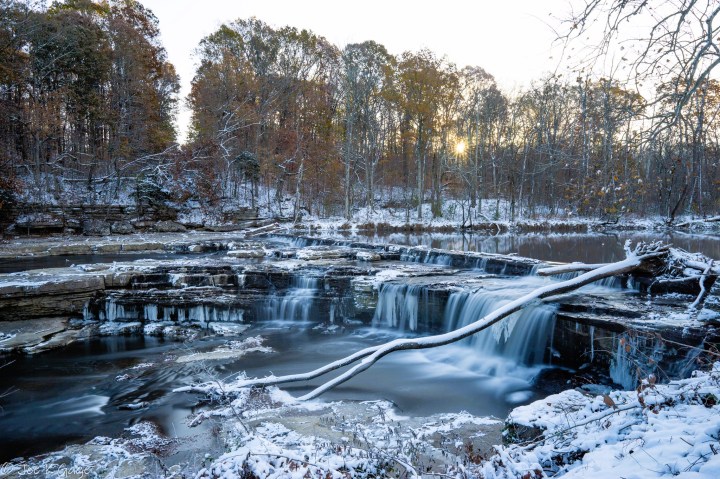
xmin=0 ymin=234 xmax=717 ymax=386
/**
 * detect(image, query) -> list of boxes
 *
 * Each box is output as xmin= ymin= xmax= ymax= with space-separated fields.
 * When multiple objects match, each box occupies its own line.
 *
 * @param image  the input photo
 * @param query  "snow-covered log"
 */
xmin=676 ymin=215 xmax=720 ymax=228
xmin=538 ymin=246 xmax=719 ymax=302
xmin=245 ymin=222 xmax=282 ymax=237
xmin=181 ymin=242 xmax=696 ymax=401
xmin=536 ymin=263 xmax=608 ymax=276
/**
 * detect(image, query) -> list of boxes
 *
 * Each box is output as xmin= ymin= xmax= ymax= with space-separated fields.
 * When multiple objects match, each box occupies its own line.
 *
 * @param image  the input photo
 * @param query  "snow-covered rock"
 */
xmin=479 ymin=363 xmax=720 ymax=478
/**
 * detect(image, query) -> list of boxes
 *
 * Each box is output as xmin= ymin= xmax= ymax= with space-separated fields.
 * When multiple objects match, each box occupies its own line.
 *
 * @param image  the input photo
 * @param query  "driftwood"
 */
xmin=245 ymin=222 xmax=282 ymax=237
xmin=178 ymin=242 xmax=720 ymax=401
xmin=538 ymin=243 xmax=719 ymax=306
xmin=676 ymin=215 xmax=720 ymax=228
xmin=536 ymin=263 xmax=608 ymax=276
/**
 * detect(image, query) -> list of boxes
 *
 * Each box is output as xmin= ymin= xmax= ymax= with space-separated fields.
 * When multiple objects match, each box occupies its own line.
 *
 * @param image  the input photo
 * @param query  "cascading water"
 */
xmin=262 ymin=276 xmax=322 ymax=322
xmin=542 ymin=270 xmax=626 ymax=289
xmin=370 ymin=275 xmax=559 ymax=379
xmin=400 ymin=249 xmax=454 ymax=266
xmin=372 ymin=283 xmax=427 ymax=332
xmin=443 ymin=287 xmax=557 ymax=375
xmin=85 ymin=298 xmax=244 ymax=325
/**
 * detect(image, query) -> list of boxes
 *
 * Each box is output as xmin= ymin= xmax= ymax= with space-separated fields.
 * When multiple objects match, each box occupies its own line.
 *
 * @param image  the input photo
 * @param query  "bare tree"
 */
xmin=565 ymin=0 xmax=720 ymax=133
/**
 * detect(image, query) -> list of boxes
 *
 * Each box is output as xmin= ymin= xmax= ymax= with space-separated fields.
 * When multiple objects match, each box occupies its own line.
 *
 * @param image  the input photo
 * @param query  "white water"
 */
xmin=372 ymin=283 xmax=427 ymax=332
xmin=262 ymin=276 xmax=321 ymax=322
xmin=545 ymin=270 xmax=627 ymax=289
xmin=371 ymin=275 xmax=559 ymax=381
xmin=400 ymin=250 xmax=454 ymax=266
xmin=442 ymin=285 xmax=557 ymax=376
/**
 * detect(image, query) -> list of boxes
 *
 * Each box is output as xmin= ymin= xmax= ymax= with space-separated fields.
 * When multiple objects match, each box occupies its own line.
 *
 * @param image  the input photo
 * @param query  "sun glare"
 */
xmin=455 ymin=140 xmax=466 ymax=155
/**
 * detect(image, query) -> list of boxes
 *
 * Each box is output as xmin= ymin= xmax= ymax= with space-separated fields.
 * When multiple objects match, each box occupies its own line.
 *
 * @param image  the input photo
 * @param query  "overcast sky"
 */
xmin=141 ymin=0 xmax=573 ymax=142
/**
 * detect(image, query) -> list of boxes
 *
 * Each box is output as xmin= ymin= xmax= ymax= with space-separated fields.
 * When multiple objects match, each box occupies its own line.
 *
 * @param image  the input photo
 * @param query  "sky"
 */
xmin=141 ymin=0 xmax=573 ymax=143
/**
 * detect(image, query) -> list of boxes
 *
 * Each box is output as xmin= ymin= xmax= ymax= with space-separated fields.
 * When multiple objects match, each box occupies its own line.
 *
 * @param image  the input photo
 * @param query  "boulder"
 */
xmin=110 ymin=220 xmax=134 ymax=234
xmin=153 ymin=220 xmax=186 ymax=233
xmin=82 ymin=219 xmax=111 ymax=236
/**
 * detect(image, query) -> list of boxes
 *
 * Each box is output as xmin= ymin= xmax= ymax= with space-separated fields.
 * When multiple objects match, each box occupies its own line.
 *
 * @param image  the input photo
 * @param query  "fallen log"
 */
xmin=179 ymin=242 xmax=718 ymax=401
xmin=536 ymin=263 xmax=607 ymax=276
xmin=676 ymin=215 xmax=720 ymax=228
xmin=245 ymin=222 xmax=282 ymax=237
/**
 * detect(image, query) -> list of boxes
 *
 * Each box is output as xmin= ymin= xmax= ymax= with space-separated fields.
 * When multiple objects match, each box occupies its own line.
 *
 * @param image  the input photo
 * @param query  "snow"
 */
xmin=478 ymin=362 xmax=720 ymax=478
xmin=191 ymin=391 xmax=501 ymax=479
xmin=175 ymin=336 xmax=273 ymax=363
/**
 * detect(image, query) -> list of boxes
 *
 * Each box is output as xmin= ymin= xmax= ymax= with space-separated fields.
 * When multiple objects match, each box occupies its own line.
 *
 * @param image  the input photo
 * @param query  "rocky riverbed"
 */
xmin=0 ymin=232 xmax=718 ymax=477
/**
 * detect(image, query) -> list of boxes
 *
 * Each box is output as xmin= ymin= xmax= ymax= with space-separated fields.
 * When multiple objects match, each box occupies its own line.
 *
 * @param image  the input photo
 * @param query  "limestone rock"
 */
xmin=121 ymin=242 xmax=164 ymax=252
xmin=153 ymin=220 xmax=186 ymax=233
xmin=111 ymin=220 xmax=135 ymax=234
xmin=94 ymin=243 xmax=122 ymax=253
xmin=355 ymin=251 xmax=382 ymax=261
xmin=227 ymin=249 xmax=265 ymax=258
xmin=82 ymin=219 xmax=111 ymax=236
xmin=296 ymin=246 xmax=355 ymax=260
xmin=48 ymin=244 xmax=93 ymax=255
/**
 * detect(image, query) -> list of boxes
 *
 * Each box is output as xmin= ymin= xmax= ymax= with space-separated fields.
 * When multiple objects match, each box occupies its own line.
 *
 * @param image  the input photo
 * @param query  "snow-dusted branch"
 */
xmin=536 ymin=263 xmax=609 ymax=276
xmin=676 ymin=215 xmax=720 ymax=228
xmin=181 ymin=243 xmax=678 ymax=401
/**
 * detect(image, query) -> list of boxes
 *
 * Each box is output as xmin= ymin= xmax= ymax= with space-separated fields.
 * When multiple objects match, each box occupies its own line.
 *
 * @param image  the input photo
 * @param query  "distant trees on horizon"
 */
xmin=2 ymin=0 xmax=719 ymax=223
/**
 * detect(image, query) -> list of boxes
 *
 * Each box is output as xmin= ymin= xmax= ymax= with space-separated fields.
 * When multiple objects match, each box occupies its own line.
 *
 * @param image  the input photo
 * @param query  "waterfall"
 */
xmin=400 ymin=250 xmax=453 ymax=266
xmin=87 ymin=299 xmax=244 ymax=325
xmin=443 ymin=288 xmax=557 ymax=370
xmin=262 ymin=276 xmax=321 ymax=322
xmin=542 ymin=270 xmax=626 ymax=289
xmin=372 ymin=283 xmax=427 ymax=332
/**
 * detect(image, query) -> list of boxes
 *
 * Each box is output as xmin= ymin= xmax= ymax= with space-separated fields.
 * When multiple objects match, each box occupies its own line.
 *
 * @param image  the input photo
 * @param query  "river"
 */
xmin=0 ymin=231 xmax=717 ymax=462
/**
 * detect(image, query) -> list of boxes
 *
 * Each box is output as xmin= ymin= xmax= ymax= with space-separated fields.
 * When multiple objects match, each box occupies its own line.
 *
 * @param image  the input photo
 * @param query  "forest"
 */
xmin=1 ymin=0 xmax=719 ymax=226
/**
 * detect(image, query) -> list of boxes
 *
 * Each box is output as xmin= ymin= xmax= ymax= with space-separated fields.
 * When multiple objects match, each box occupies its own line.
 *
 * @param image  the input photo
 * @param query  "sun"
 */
xmin=455 ymin=140 xmax=466 ymax=155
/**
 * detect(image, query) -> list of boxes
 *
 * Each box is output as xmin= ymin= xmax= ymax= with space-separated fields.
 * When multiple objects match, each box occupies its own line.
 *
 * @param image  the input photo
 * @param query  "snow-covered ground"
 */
xmin=478 ymin=362 xmax=720 ymax=479
xmin=4 ymin=362 xmax=720 ymax=478
xmin=178 ymin=362 xmax=720 ymax=479
xmin=13 ymin=173 xmax=719 ymax=235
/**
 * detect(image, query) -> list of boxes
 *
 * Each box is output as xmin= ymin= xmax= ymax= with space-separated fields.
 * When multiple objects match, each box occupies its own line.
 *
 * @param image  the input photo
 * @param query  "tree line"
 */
xmin=0 ymin=0 xmax=178 ymax=217
xmin=2 ymin=1 xmax=719 ymax=223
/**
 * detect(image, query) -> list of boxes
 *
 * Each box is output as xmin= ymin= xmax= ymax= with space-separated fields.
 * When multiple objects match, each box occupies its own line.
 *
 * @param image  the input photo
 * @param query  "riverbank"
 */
xmin=0 ymin=232 xmax=718 ymax=478
xmin=3 ymin=363 xmax=718 ymax=478
xmin=5 ymin=197 xmax=720 ymax=242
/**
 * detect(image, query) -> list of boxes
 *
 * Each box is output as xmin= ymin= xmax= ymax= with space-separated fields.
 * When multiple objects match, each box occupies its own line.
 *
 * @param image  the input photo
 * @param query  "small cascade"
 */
xmin=543 ymin=270 xmax=626 ymax=289
xmin=291 ymin=237 xmax=324 ymax=248
xmin=473 ymin=257 xmax=490 ymax=272
xmin=400 ymin=249 xmax=453 ymax=266
xmin=86 ymin=299 xmax=244 ymax=325
xmin=372 ymin=283 xmax=428 ymax=332
xmin=262 ymin=276 xmax=322 ymax=322
xmin=609 ymin=333 xmax=703 ymax=390
xmin=442 ymin=285 xmax=557 ymax=373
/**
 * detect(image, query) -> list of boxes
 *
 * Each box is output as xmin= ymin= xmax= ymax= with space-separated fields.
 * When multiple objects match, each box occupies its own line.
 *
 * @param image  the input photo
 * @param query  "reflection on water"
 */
xmin=0 ymin=336 xmax=220 ymax=462
xmin=0 ymin=252 xmax=187 ymax=274
xmin=325 ymin=231 xmax=720 ymax=263
xmin=0 ymin=314 xmax=550 ymax=461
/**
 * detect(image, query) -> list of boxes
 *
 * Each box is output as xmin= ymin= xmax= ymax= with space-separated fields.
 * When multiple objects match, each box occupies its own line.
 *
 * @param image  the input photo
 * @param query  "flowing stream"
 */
xmin=1 ymin=231 xmax=718 ymax=462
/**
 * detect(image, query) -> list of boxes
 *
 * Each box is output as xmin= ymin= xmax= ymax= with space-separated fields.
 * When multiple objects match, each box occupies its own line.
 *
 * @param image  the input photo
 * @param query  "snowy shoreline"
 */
xmin=3 ymin=364 xmax=719 ymax=478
